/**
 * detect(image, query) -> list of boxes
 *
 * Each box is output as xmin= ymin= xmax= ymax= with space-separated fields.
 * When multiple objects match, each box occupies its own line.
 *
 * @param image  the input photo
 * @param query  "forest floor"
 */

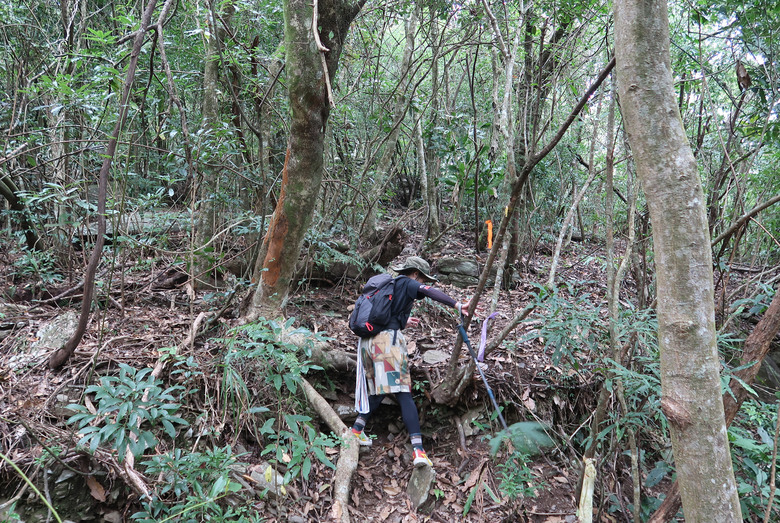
xmin=1 ymin=222 xmax=676 ymax=522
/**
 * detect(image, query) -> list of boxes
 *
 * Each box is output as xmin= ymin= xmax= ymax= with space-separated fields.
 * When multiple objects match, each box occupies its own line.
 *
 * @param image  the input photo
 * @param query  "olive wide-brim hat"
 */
xmin=391 ymin=256 xmax=438 ymax=282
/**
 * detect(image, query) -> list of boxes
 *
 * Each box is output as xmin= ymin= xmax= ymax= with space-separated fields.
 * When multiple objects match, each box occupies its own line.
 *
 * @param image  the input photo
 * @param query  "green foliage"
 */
xmin=487 ymin=422 xmax=555 ymax=456
xmin=303 ymin=228 xmax=367 ymax=273
xmin=258 ymin=413 xmax=338 ymax=484
xmin=496 ymin=450 xmax=544 ymax=501
xmin=523 ymin=283 xmax=606 ymax=366
xmin=217 ymin=319 xmax=335 ymax=486
xmin=219 ymin=318 xmax=323 ymax=407
xmin=10 ymin=244 xmax=63 ymax=286
xmin=67 ymin=363 xmax=188 ymax=461
xmin=132 ymin=446 xmax=253 ymax=523
xmin=730 ymin=283 xmax=776 ymax=317
xmin=0 ymin=503 xmax=22 ymax=523
xmin=431 ymin=115 xmax=504 ymax=215
xmin=728 ymin=398 xmax=780 ymax=521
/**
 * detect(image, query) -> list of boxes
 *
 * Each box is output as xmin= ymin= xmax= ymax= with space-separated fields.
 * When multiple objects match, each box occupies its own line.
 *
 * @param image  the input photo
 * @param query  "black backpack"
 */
xmin=349 ymin=274 xmax=395 ymax=338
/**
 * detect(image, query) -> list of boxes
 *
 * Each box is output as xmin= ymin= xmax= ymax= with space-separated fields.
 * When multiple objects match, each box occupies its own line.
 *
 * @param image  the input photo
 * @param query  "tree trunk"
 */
xmin=650 ymin=286 xmax=780 ymax=522
xmin=245 ymin=0 xmax=364 ymax=321
xmin=49 ymin=0 xmax=160 ymax=369
xmin=193 ymin=0 xmax=234 ymax=288
xmin=361 ymin=7 xmax=417 ymax=238
xmin=614 ymin=0 xmax=742 ymax=520
xmin=0 ymin=145 xmax=40 ymax=250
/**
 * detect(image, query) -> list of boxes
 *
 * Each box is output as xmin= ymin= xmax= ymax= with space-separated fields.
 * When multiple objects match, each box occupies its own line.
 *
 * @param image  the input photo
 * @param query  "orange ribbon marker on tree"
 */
xmin=485 ymin=220 xmax=493 ymax=250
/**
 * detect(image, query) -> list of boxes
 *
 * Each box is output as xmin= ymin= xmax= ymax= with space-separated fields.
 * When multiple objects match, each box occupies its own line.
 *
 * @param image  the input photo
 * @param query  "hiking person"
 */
xmin=351 ymin=256 xmax=468 ymax=468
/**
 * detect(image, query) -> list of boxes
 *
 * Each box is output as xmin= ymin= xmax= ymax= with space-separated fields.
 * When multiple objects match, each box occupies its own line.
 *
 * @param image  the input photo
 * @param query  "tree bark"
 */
xmin=614 ymin=0 xmax=742 ymax=520
xmin=650 ymin=286 xmax=780 ymax=522
xmin=0 ymin=145 xmax=40 ymax=250
xmin=245 ymin=0 xmax=364 ymax=321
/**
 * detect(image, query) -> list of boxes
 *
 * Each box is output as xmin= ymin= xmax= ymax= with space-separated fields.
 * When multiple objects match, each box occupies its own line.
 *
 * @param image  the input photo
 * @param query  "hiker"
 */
xmin=351 ymin=256 xmax=468 ymax=468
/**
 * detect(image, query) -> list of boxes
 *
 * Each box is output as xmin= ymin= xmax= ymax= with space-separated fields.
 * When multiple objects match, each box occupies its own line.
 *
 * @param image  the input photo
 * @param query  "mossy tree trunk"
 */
xmin=614 ymin=0 xmax=742 ymax=520
xmin=246 ymin=0 xmax=364 ymax=321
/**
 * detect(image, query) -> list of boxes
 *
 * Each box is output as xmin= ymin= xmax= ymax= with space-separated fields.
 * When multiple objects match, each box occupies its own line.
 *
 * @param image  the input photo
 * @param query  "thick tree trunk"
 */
xmin=650 ymin=287 xmax=780 ymax=522
xmin=246 ymin=0 xmax=364 ymax=321
xmin=614 ymin=0 xmax=742 ymax=521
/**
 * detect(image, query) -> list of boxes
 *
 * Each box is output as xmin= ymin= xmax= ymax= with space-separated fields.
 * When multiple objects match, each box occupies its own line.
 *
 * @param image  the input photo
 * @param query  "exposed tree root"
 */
xmin=301 ymin=378 xmax=358 ymax=523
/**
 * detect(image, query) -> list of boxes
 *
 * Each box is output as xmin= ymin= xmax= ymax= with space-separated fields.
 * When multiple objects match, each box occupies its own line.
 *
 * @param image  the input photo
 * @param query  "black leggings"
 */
xmin=362 ymin=392 xmax=421 ymax=435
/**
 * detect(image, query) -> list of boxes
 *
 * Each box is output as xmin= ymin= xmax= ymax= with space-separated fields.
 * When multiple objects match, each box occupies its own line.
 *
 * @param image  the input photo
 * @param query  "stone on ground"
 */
xmin=407 ymin=465 xmax=436 ymax=512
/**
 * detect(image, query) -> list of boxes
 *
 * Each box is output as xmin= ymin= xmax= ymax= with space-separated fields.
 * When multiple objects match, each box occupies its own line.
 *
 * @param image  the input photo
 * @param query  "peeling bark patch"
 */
xmin=661 ymin=397 xmax=693 ymax=429
xmin=262 ymin=149 xmax=291 ymax=288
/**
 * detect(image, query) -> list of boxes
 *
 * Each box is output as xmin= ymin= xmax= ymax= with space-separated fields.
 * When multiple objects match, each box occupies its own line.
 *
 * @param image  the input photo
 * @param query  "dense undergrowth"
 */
xmin=1 ymin=227 xmax=779 ymax=522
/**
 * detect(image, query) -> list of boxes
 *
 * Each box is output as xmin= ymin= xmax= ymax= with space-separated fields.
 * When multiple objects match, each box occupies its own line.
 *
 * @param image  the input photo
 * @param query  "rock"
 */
xmin=102 ymin=511 xmax=122 ymax=523
xmin=407 ymin=464 xmax=436 ymax=512
xmin=32 ymin=311 xmax=79 ymax=350
xmin=9 ymin=311 xmax=79 ymax=370
xmin=436 ymin=256 xmax=501 ymax=288
xmin=438 ymin=257 xmax=480 ymax=277
xmin=422 ymin=350 xmax=449 ymax=364
xmin=335 ymin=403 xmax=357 ymax=420
xmin=461 ymin=407 xmax=485 ymax=437
xmin=440 ymin=273 xmax=479 ymax=288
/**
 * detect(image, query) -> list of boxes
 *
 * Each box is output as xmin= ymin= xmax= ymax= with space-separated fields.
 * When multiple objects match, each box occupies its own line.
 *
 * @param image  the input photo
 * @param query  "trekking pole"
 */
xmin=458 ymin=316 xmax=508 ymax=431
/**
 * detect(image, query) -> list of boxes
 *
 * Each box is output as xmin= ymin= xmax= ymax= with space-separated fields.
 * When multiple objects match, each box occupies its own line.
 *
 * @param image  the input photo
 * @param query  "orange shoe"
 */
xmin=412 ymin=448 xmax=432 ymax=468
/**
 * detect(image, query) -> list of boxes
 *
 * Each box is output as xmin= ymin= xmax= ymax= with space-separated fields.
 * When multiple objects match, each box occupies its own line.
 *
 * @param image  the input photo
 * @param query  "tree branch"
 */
xmin=711 ymin=193 xmax=780 ymax=247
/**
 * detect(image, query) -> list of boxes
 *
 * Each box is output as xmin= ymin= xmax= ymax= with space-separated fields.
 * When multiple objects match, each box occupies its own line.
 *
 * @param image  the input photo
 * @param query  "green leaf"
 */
xmin=302 ymin=457 xmax=312 ymax=480
xmin=645 ymin=462 xmax=670 ymax=488
xmin=210 ymin=475 xmax=228 ymax=498
xmin=463 ymin=483 xmax=478 ymax=516
xmin=161 ymin=419 xmax=176 ymax=438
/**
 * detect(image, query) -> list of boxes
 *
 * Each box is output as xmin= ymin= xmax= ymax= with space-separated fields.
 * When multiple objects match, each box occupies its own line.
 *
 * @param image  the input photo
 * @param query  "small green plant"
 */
xmin=522 ymin=283 xmax=606 ymax=367
xmin=496 ymin=450 xmax=543 ymax=500
xmin=67 ymin=363 xmax=188 ymax=461
xmin=259 ymin=413 xmax=337 ymax=484
xmin=728 ymin=398 xmax=780 ymax=521
xmin=32 ymin=444 xmax=63 ymax=467
xmin=216 ymin=318 xmax=323 ymax=435
xmin=11 ymin=246 xmax=63 ymax=286
xmin=0 ymin=502 xmax=22 ymax=522
xmin=131 ymin=445 xmax=257 ymax=523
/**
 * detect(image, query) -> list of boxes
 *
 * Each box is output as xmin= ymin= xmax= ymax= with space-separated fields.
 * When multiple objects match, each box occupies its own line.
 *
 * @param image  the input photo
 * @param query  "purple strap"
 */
xmin=477 ymin=312 xmax=498 ymax=361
